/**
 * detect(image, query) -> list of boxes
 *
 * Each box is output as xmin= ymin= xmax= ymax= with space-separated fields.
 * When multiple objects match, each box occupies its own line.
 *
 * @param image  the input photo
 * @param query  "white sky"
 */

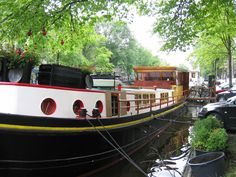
xmin=128 ymin=15 xmax=192 ymax=68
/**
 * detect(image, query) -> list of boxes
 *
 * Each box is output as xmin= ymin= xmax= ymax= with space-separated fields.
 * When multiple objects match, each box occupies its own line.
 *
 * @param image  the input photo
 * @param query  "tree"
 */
xmin=97 ymin=22 xmax=161 ymax=80
xmin=0 ymin=0 xmax=144 ymax=71
xmin=153 ymin=0 xmax=236 ymax=87
xmin=188 ymin=36 xmax=227 ymax=78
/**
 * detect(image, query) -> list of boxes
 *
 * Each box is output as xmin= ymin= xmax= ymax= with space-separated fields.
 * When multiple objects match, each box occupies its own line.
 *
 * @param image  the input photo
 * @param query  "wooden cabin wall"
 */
xmin=172 ymin=85 xmax=183 ymax=102
xmin=105 ymin=92 xmax=112 ymax=117
xmin=183 ymin=72 xmax=189 ymax=92
xmin=120 ymin=91 xmax=127 ymax=116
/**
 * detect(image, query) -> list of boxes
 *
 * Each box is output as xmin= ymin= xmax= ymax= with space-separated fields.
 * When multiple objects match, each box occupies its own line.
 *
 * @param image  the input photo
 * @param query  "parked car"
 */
xmin=216 ymin=85 xmax=236 ymax=101
xmin=198 ymin=96 xmax=236 ymax=130
xmin=215 ymin=82 xmax=230 ymax=94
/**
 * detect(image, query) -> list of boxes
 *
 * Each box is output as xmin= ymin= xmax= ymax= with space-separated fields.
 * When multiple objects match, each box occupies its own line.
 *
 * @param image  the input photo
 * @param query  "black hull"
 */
xmin=0 ymin=102 xmax=186 ymax=177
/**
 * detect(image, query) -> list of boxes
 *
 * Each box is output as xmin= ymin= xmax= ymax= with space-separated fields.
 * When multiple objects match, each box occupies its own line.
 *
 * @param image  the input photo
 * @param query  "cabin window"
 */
xmin=41 ymin=98 xmax=56 ymax=115
xmin=150 ymin=94 xmax=155 ymax=104
xmin=137 ymin=73 xmax=142 ymax=81
xmin=126 ymin=101 xmax=130 ymax=112
xmin=135 ymin=94 xmax=142 ymax=106
xmin=160 ymin=93 xmax=165 ymax=100
xmin=160 ymin=93 xmax=168 ymax=102
xmin=143 ymin=72 xmax=160 ymax=81
xmin=165 ymin=93 xmax=168 ymax=98
xmin=95 ymin=100 xmax=103 ymax=113
xmin=73 ymin=100 xmax=84 ymax=115
xmin=143 ymin=94 xmax=149 ymax=105
xmin=162 ymin=72 xmax=174 ymax=81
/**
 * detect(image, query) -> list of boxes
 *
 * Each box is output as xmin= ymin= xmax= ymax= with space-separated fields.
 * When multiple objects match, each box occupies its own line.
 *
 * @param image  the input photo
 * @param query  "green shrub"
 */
xmin=191 ymin=115 xmax=228 ymax=151
xmin=205 ymin=128 xmax=228 ymax=151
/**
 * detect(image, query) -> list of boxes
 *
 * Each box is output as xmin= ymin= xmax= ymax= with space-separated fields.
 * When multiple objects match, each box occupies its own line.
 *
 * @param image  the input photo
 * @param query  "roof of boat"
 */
xmin=133 ymin=66 xmax=188 ymax=72
xmin=123 ymin=88 xmax=173 ymax=93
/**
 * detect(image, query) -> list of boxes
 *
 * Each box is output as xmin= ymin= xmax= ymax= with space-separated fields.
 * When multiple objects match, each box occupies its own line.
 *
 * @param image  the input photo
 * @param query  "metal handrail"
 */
xmin=118 ymin=90 xmax=187 ymax=115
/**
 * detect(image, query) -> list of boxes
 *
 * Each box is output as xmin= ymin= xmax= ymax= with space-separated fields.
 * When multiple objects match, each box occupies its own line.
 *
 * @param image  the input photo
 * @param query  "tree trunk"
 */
xmin=227 ymin=36 xmax=233 ymax=88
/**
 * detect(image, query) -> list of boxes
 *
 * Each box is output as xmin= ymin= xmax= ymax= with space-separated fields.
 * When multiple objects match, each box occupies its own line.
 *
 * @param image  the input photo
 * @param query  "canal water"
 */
xmin=92 ymin=104 xmax=200 ymax=177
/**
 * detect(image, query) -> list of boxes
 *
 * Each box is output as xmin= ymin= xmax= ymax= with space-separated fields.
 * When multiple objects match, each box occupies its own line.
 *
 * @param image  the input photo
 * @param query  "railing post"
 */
xmin=150 ymin=99 xmax=152 ymax=112
xmin=119 ymin=100 xmax=122 ymax=117
xmin=160 ymin=99 xmax=161 ymax=109
xmin=137 ymin=101 xmax=139 ymax=114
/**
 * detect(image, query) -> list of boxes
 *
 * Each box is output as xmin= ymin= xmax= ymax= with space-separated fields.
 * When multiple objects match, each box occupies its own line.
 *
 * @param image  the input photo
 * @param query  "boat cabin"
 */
xmin=133 ymin=66 xmax=189 ymax=97
xmin=0 ymin=63 xmax=189 ymax=119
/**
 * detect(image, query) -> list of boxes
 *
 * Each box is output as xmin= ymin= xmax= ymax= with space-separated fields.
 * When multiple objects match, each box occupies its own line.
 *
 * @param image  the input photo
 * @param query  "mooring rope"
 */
xmin=155 ymin=118 xmax=194 ymax=125
xmin=85 ymin=117 xmax=148 ymax=177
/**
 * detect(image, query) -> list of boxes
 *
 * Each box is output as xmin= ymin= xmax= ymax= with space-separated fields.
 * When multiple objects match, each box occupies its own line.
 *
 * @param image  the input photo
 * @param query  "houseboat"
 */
xmin=0 ymin=64 xmax=189 ymax=177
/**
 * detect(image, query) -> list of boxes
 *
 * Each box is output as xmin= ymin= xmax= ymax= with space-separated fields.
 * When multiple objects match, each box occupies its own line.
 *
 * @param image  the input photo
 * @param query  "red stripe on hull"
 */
xmin=0 ymin=82 xmax=106 ymax=93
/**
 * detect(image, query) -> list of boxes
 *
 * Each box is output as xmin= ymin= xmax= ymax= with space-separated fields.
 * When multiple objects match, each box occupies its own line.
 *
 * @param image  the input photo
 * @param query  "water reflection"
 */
xmin=92 ymin=106 xmax=196 ymax=177
xmin=148 ymin=144 xmax=190 ymax=177
xmin=146 ymin=126 xmax=191 ymax=177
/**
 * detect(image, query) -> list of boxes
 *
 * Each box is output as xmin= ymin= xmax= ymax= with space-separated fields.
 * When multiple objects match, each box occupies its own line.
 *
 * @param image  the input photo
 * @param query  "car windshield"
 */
xmin=227 ymin=96 xmax=236 ymax=103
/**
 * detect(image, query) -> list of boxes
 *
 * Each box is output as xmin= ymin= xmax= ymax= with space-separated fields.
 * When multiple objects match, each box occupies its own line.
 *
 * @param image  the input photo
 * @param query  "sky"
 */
xmin=128 ymin=15 xmax=192 ymax=68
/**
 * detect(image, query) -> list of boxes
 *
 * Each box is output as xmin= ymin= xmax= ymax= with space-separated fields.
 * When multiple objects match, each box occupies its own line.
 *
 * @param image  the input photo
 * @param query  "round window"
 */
xmin=73 ymin=100 xmax=84 ymax=115
xmin=95 ymin=100 xmax=103 ymax=113
xmin=41 ymin=98 xmax=56 ymax=115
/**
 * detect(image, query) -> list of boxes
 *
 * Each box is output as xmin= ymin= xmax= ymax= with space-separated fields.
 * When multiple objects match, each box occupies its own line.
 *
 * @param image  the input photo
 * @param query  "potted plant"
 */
xmin=188 ymin=116 xmax=228 ymax=177
xmin=190 ymin=115 xmax=228 ymax=153
xmin=7 ymin=48 xmax=39 ymax=69
xmin=2 ymin=47 xmax=39 ymax=83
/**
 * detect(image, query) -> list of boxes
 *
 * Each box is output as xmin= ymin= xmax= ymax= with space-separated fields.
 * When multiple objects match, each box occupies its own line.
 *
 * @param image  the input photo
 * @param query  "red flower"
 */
xmin=20 ymin=53 xmax=25 ymax=58
xmin=27 ymin=30 xmax=32 ymax=36
xmin=16 ymin=49 xmax=21 ymax=55
xmin=42 ymin=28 xmax=47 ymax=36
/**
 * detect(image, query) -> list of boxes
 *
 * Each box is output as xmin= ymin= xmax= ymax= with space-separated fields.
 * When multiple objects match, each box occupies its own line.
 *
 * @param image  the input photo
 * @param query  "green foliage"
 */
xmin=97 ymin=22 xmax=161 ymax=79
xmin=188 ymin=35 xmax=227 ymax=76
xmin=153 ymin=0 xmax=236 ymax=51
xmin=152 ymin=0 xmax=236 ymax=85
xmin=191 ymin=116 xmax=228 ymax=151
xmin=0 ymin=45 xmax=39 ymax=69
xmin=0 ymin=0 xmax=140 ymax=42
xmin=0 ymin=0 xmax=147 ymax=73
xmin=206 ymin=128 xmax=228 ymax=151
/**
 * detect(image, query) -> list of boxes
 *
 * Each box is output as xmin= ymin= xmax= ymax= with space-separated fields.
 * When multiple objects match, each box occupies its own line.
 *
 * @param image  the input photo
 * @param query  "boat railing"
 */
xmin=118 ymin=91 xmax=187 ymax=116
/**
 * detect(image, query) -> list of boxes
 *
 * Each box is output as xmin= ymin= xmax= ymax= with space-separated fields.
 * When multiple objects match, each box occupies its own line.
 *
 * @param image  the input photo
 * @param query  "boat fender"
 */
xmin=77 ymin=108 xmax=87 ymax=118
xmin=92 ymin=108 xmax=101 ymax=118
xmin=118 ymin=84 xmax=122 ymax=91
xmin=8 ymin=68 xmax=23 ymax=82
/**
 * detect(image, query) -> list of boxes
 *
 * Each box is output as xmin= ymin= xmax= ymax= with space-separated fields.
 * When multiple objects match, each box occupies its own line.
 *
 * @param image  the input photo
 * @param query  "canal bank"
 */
xmin=184 ymin=131 xmax=236 ymax=177
xmin=141 ymin=102 xmax=236 ymax=177
xmin=221 ymin=133 xmax=236 ymax=177
xmin=183 ymin=103 xmax=236 ymax=177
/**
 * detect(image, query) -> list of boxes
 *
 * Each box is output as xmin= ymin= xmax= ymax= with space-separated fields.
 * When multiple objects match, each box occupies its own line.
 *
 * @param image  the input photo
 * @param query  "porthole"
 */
xmin=126 ymin=101 xmax=130 ymax=112
xmin=73 ymin=100 xmax=84 ymax=115
xmin=41 ymin=98 xmax=56 ymax=115
xmin=95 ymin=100 xmax=103 ymax=113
